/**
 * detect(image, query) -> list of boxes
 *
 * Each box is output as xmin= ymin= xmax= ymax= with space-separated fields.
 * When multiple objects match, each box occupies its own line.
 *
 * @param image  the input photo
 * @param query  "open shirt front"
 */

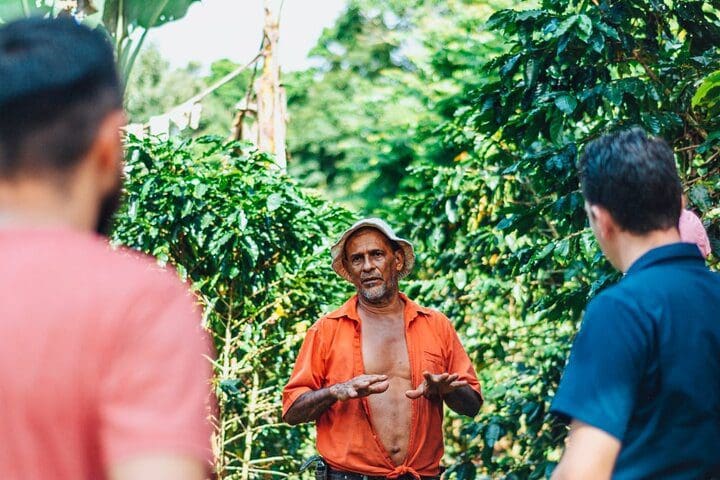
xmin=283 ymin=293 xmax=482 ymax=478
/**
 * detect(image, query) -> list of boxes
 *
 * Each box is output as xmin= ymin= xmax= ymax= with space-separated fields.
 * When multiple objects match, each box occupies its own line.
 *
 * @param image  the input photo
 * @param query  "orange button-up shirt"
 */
xmin=282 ymin=293 xmax=482 ymax=478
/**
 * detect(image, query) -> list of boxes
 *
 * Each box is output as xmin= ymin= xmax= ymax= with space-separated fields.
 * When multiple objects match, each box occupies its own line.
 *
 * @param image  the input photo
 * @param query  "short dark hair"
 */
xmin=578 ymin=127 xmax=682 ymax=234
xmin=0 ymin=16 xmax=122 ymax=177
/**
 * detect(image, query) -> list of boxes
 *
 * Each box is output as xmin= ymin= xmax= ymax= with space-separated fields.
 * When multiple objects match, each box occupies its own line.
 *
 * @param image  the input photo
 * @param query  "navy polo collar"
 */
xmin=626 ymin=242 xmax=705 ymax=276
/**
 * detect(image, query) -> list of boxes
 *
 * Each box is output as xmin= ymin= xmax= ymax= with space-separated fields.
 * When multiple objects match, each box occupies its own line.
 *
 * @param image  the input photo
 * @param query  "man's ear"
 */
xmin=590 ymin=205 xmax=618 ymax=240
xmin=394 ymin=249 xmax=405 ymax=272
xmin=85 ymin=110 xmax=125 ymax=192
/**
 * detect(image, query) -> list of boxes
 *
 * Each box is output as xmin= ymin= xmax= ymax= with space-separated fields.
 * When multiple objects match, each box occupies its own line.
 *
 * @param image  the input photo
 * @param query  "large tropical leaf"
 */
xmin=101 ymin=0 xmax=199 ymax=34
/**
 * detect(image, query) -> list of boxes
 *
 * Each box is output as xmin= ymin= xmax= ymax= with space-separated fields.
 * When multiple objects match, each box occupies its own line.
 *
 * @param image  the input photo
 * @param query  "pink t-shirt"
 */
xmin=0 ymin=228 xmax=215 ymax=479
xmin=679 ymin=209 xmax=711 ymax=258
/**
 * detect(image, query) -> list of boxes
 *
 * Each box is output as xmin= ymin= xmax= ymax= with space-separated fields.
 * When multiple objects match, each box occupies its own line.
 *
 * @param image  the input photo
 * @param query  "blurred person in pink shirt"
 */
xmin=679 ymin=203 xmax=711 ymax=258
xmin=0 ymin=17 xmax=215 ymax=480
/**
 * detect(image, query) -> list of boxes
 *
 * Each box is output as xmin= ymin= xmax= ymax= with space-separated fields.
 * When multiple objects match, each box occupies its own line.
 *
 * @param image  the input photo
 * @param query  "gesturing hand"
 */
xmin=405 ymin=371 xmax=468 ymax=400
xmin=329 ymin=374 xmax=390 ymax=401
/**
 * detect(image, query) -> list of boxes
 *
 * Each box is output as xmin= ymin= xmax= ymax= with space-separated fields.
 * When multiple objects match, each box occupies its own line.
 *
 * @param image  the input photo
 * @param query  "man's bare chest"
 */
xmin=361 ymin=323 xmax=411 ymax=380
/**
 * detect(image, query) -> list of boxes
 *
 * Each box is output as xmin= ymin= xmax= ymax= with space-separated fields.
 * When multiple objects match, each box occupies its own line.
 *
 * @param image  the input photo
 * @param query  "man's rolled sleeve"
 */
xmin=444 ymin=316 xmax=483 ymax=401
xmin=551 ymin=294 xmax=651 ymax=441
xmin=282 ymin=323 xmax=325 ymax=419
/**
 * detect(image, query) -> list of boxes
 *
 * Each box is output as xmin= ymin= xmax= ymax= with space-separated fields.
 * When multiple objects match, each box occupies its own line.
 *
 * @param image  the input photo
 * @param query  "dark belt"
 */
xmin=326 ymin=465 xmax=441 ymax=480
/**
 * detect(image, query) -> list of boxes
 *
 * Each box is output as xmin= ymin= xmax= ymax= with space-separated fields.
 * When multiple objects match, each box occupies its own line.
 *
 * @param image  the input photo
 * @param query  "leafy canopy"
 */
xmin=397 ymin=0 xmax=720 ymax=477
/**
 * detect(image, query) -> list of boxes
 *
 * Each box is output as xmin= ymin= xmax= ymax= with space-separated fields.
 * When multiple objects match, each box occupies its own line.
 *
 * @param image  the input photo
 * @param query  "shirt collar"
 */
xmin=326 ymin=292 xmax=431 ymax=324
xmin=626 ymin=242 xmax=705 ymax=276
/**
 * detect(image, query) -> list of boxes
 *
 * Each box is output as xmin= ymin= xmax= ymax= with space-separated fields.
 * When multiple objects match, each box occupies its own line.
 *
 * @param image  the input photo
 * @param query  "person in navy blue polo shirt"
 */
xmin=550 ymin=128 xmax=720 ymax=479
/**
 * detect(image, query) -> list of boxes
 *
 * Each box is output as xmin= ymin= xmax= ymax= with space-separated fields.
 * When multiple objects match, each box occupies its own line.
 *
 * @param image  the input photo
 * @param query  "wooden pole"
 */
xmin=255 ymin=0 xmax=287 ymax=170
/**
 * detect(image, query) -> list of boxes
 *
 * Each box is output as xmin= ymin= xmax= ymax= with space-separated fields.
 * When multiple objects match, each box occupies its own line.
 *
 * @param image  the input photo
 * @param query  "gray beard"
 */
xmin=358 ymin=281 xmax=397 ymax=304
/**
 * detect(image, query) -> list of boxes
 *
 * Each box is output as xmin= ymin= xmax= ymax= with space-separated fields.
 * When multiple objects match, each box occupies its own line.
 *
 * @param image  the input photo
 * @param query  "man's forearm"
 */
xmin=551 ymin=420 xmax=620 ymax=480
xmin=283 ymin=388 xmax=337 ymax=425
xmin=444 ymin=385 xmax=482 ymax=417
xmin=284 ymin=374 xmax=389 ymax=425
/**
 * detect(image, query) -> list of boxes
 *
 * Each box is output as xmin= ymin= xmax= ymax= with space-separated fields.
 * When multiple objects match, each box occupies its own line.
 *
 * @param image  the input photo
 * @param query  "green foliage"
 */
xmin=396 ymin=0 xmax=720 ymax=477
xmin=286 ymin=0 xmax=513 ymax=213
xmin=125 ymin=45 xmax=205 ymax=124
xmin=125 ymin=47 xmax=254 ymax=137
xmin=691 ymin=66 xmax=720 ymax=252
xmin=198 ymin=58 xmax=254 ymax=137
xmin=0 ymin=0 xmax=199 ymax=83
xmin=97 ymin=0 xmax=201 ymax=81
xmin=112 ymin=135 xmax=352 ymax=478
xmin=693 ymin=70 xmax=720 ymax=117
xmin=101 ymin=0 xmax=198 ymax=30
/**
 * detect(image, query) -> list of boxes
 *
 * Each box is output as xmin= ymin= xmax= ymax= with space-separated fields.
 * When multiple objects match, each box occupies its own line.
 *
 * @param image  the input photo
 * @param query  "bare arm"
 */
xmin=284 ymin=374 xmax=389 ymax=425
xmin=444 ymin=384 xmax=482 ymax=417
xmin=406 ymin=371 xmax=482 ymax=417
xmin=551 ymin=420 xmax=621 ymax=480
xmin=283 ymin=387 xmax=338 ymax=425
xmin=109 ymin=455 xmax=207 ymax=480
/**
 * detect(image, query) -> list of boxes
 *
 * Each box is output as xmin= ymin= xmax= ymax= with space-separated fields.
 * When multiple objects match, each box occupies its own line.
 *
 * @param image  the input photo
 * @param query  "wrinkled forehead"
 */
xmin=344 ymin=227 xmax=394 ymax=257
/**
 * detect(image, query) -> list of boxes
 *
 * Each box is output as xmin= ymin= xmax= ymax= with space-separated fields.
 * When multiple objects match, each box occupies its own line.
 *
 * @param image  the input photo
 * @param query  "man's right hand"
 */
xmin=329 ymin=374 xmax=389 ymax=401
xmin=283 ymin=374 xmax=389 ymax=424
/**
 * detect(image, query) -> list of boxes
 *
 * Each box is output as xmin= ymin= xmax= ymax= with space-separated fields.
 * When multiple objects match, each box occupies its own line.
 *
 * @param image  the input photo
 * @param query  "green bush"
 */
xmin=112 ymin=135 xmax=353 ymax=478
xmin=397 ymin=1 xmax=720 ymax=478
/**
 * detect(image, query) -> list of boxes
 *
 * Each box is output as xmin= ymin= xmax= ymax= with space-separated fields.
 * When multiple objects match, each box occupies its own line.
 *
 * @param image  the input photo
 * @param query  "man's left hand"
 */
xmin=405 ymin=371 xmax=468 ymax=400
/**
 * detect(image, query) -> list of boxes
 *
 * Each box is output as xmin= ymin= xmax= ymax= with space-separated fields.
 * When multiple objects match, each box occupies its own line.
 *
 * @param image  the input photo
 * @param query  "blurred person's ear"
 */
xmin=85 ymin=110 xmax=126 ymax=193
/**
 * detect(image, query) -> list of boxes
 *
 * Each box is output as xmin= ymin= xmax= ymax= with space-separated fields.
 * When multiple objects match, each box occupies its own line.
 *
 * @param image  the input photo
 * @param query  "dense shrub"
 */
xmin=397 ymin=1 xmax=720 ymax=478
xmin=112 ymin=136 xmax=353 ymax=478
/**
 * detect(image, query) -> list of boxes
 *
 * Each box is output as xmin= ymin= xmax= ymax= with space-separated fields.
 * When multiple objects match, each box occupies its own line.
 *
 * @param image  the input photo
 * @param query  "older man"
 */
xmin=283 ymin=219 xmax=482 ymax=479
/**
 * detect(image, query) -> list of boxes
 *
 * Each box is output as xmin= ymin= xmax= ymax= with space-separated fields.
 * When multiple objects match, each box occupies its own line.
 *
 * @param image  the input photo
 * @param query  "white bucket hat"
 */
xmin=331 ymin=218 xmax=415 ymax=282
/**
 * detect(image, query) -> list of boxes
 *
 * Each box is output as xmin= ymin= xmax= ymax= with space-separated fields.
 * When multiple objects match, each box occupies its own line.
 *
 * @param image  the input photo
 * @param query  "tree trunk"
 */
xmin=255 ymin=0 xmax=287 ymax=170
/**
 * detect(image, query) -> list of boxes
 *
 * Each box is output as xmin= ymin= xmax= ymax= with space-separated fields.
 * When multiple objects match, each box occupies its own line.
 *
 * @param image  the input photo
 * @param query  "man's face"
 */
xmin=343 ymin=228 xmax=403 ymax=304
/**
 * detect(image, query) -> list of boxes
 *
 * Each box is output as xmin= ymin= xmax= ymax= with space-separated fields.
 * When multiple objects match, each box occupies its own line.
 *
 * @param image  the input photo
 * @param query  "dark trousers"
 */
xmin=325 ymin=465 xmax=441 ymax=480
